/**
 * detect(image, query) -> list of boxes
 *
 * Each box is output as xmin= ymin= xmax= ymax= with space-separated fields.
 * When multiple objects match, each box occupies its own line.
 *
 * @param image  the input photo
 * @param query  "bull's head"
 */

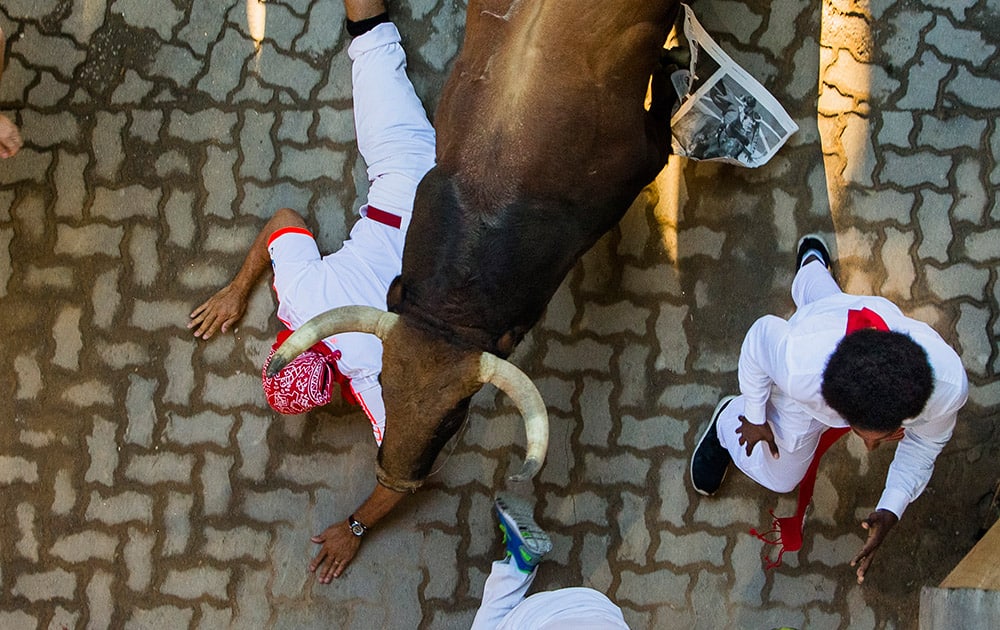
xmin=265 ymin=305 xmax=548 ymax=491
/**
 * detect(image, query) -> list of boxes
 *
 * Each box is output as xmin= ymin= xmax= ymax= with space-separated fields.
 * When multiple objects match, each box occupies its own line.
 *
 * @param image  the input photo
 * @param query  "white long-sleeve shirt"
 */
xmin=737 ymin=292 xmax=968 ymax=518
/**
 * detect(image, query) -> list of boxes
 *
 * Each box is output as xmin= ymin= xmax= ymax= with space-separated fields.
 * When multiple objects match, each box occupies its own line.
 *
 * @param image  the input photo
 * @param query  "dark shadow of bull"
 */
xmin=268 ymin=0 xmax=682 ymax=492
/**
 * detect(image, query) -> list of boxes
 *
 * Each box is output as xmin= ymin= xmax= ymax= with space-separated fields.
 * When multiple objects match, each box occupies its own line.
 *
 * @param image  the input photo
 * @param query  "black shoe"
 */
xmin=690 ymin=396 xmax=736 ymax=496
xmin=795 ymin=234 xmax=833 ymax=271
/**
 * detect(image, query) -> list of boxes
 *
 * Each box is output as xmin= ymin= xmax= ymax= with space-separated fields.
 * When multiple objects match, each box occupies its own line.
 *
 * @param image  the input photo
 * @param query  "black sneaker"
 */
xmin=795 ymin=234 xmax=833 ymax=271
xmin=690 ymin=396 xmax=736 ymax=496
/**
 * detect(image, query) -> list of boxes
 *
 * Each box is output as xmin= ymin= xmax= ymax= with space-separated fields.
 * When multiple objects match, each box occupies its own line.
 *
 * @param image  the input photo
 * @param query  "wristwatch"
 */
xmin=348 ymin=514 xmax=368 ymax=538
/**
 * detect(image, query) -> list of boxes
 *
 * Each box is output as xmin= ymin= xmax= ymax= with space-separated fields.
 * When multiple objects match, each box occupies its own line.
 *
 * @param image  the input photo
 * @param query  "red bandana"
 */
xmin=751 ymin=307 xmax=900 ymax=569
xmin=261 ymin=330 xmax=358 ymax=415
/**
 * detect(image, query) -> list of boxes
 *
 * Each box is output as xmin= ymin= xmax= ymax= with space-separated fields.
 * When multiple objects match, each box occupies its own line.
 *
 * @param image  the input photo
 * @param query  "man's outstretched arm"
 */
xmin=188 ymin=207 xmax=307 ymax=339
xmin=309 ymin=482 xmax=407 ymax=582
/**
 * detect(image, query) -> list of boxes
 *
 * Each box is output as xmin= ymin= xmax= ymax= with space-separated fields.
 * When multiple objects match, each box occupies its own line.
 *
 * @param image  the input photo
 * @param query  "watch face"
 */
xmin=350 ymin=522 xmax=365 ymax=536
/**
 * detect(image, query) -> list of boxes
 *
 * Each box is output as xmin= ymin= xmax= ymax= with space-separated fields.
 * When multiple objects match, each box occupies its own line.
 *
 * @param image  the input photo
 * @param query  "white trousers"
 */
xmin=716 ymin=261 xmax=844 ymax=493
xmin=471 ymin=560 xmax=629 ymax=630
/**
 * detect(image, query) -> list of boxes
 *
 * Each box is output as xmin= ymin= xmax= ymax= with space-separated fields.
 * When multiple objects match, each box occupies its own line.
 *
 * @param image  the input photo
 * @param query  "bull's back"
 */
xmin=435 ymin=0 xmax=679 ymax=206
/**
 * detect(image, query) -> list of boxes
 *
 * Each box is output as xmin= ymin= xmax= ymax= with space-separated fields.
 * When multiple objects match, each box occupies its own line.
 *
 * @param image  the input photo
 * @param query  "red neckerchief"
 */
xmin=750 ymin=307 xmax=900 ymax=569
xmin=270 ymin=329 xmax=358 ymax=407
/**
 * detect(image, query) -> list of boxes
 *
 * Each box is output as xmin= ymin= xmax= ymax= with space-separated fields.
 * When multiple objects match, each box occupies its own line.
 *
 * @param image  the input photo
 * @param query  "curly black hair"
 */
xmin=821 ymin=329 xmax=934 ymax=432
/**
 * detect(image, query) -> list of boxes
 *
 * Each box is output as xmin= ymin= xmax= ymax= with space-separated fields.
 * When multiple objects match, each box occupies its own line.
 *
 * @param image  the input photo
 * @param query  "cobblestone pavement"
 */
xmin=1 ymin=0 xmax=998 ymax=628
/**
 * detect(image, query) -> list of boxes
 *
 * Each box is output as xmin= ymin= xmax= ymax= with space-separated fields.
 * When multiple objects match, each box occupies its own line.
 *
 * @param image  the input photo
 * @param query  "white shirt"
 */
xmin=738 ymin=293 xmax=968 ymax=517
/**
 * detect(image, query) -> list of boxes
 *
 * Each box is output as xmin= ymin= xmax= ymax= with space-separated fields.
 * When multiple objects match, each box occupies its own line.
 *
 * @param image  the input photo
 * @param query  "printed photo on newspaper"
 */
xmin=667 ymin=4 xmax=799 ymax=168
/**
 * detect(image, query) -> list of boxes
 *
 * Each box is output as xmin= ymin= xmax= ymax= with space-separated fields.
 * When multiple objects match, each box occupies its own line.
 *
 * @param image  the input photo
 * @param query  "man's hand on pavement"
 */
xmin=188 ymin=284 xmax=249 ymax=339
xmin=850 ymin=509 xmax=899 ymax=584
xmin=735 ymin=415 xmax=779 ymax=458
xmin=309 ymin=520 xmax=363 ymax=583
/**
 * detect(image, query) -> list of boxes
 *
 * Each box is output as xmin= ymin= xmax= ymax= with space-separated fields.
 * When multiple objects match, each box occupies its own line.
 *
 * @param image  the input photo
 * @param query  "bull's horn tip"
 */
xmin=265 ymin=357 xmax=287 ymax=378
xmin=507 ymin=457 xmax=542 ymax=483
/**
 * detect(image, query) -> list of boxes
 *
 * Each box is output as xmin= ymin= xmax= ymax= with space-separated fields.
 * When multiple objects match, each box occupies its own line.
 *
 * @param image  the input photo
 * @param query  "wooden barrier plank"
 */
xmin=940 ymin=519 xmax=1000 ymax=590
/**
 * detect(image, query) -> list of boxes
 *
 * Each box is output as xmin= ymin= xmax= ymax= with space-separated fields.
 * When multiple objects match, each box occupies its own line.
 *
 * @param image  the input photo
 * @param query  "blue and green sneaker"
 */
xmin=494 ymin=493 xmax=552 ymax=573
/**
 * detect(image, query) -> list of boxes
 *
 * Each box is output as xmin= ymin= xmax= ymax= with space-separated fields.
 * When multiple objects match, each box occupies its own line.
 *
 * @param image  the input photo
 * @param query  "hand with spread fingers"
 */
xmin=309 ymin=520 xmax=363 ymax=583
xmin=735 ymin=414 xmax=780 ymax=458
xmin=188 ymin=283 xmax=250 ymax=340
xmin=850 ymin=509 xmax=899 ymax=584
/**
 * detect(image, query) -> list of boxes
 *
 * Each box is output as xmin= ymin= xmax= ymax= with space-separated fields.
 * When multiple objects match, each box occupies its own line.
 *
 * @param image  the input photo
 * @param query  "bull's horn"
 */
xmin=478 ymin=353 xmax=549 ymax=482
xmin=266 ymin=305 xmax=398 ymax=377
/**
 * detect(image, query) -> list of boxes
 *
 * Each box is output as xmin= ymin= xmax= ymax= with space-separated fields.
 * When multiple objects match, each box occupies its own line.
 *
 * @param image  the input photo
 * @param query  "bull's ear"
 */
xmin=496 ymin=327 xmax=526 ymax=357
xmin=387 ymin=276 xmax=404 ymax=312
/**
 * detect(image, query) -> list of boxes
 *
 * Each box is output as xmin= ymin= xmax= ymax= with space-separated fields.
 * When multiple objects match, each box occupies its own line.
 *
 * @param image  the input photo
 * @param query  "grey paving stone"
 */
xmin=897 ymin=51 xmax=950 ymax=110
xmin=915 ymin=192 xmax=953 ymax=263
xmin=772 ymin=571 xmax=838 ymax=607
xmin=956 ymin=303 xmax=991 ymax=378
xmin=951 ymin=157 xmax=988 ymax=222
xmin=112 ymin=69 xmax=155 ymax=105
xmin=15 ymin=503 xmax=38 ymax=561
xmin=204 ymin=526 xmax=271 ymax=562
xmin=199 ymin=29 xmax=252 ymax=101
xmin=83 ymin=417 xmax=117 ymax=486
xmin=879 ymin=227 xmax=916 ymax=300
xmin=48 ymin=607 xmax=80 ymax=630
xmin=55 ymin=224 xmax=124 ymax=258
xmin=255 ymin=43 xmax=322 ymax=99
xmin=583 ymin=452 xmax=651 ymax=487
xmin=541 ymin=338 xmax=613 ymax=373
xmin=964 ymin=230 xmax=1000 ymax=263
xmin=232 ymin=569 xmax=271 ymax=628
xmin=51 ymin=307 xmax=82 ymax=370
xmin=544 ymin=490 xmax=607 ymax=527
xmin=927 ymin=15 xmax=994 ymax=65
xmin=129 ymin=299 xmax=193 ymax=331
xmin=617 ymin=567 xmax=689 ymax=607
xmin=197 ymin=604 xmax=233 ymax=630
xmin=655 ymin=530 xmax=727 ymax=567
xmin=730 ymin=535 xmax=767 ymax=606
xmin=925 ymin=263 xmax=989 ymax=301
xmin=164 ymin=410 xmax=235 ymax=446
xmin=918 ymin=114 xmax=988 ymax=151
xmin=124 ymin=527 xmax=154 ymax=592
xmin=878 ymin=111 xmax=914 ymax=148
xmin=880 ymin=151 xmax=951 ymax=189
xmin=845 ymin=585 xmax=877 ymax=629
xmin=125 ymin=606 xmax=195 ymax=630
xmin=86 ymin=490 xmax=153 ymax=525
xmin=202 ymin=453 xmax=234 ymax=516
xmin=244 ymin=487 xmax=311 ymax=524
xmin=421 ymin=528 xmax=460 ymax=600
xmin=235 ymin=413 xmax=271 ymax=482
xmin=654 ymin=303 xmax=690 ymax=374
xmin=808 ymin=532 xmax=864 ymax=567
xmin=946 ymin=66 xmax=1000 ymax=109
xmin=0 ymin=611 xmax=36 ymax=630
xmin=580 ymin=301 xmax=650 ymax=336
xmin=125 ymin=452 xmax=196 ymax=484
xmin=163 ymin=491 xmax=194 ymax=555
xmin=690 ymin=569 xmax=730 ymax=628
xmin=96 ymin=340 xmax=149 ymax=370
xmin=162 ymin=566 xmax=232 ymax=601
xmin=50 ymin=530 xmax=118 ymax=563
xmin=129 ymin=110 xmax=163 ymax=143
xmin=163 ymin=338 xmax=194 ymax=405
xmin=270 ymin=523 xmax=311 ymax=598
xmin=164 ymin=190 xmax=197 ymax=248
xmin=657 ymin=457 xmax=689 ymax=527
xmin=86 ymin=571 xmax=114 ymax=630
xmin=51 ymin=469 xmax=76 ymax=515
xmin=617 ymin=491 xmax=652 ymax=563
xmin=12 ymin=568 xmax=77 ymax=602
xmin=124 ymin=374 xmax=157 ymax=446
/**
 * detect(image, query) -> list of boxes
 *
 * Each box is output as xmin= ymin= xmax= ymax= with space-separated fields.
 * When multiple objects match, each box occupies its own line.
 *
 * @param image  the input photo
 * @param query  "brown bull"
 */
xmin=271 ymin=0 xmax=681 ymax=491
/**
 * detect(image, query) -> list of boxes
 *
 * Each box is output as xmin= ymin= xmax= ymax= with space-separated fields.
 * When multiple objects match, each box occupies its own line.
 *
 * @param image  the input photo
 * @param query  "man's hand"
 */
xmin=188 ymin=284 xmax=249 ymax=339
xmin=735 ymin=415 xmax=779 ymax=458
xmin=850 ymin=509 xmax=899 ymax=584
xmin=309 ymin=520 xmax=363 ymax=583
xmin=0 ymin=114 xmax=22 ymax=158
